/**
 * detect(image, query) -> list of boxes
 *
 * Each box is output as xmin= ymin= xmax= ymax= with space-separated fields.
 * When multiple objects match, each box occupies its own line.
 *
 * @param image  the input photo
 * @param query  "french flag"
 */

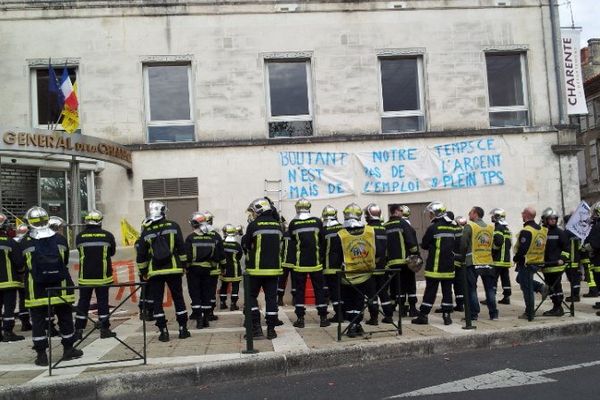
xmin=60 ymin=67 xmax=78 ymax=110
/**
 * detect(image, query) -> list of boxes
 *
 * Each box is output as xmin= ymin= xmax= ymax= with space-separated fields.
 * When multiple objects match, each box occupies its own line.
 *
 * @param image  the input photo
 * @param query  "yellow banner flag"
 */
xmin=61 ymin=82 xmax=79 ymax=134
xmin=120 ymin=218 xmax=140 ymax=247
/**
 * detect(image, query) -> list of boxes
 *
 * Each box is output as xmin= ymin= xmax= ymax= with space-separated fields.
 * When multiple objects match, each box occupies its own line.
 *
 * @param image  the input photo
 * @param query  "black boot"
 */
xmin=189 ymin=309 xmax=198 ymax=321
xmin=35 ymin=350 xmax=48 ymax=366
xmin=381 ymin=315 xmax=394 ymax=324
xmin=252 ymin=324 xmax=264 ymax=339
xmin=74 ymin=329 xmax=84 ymax=341
xmin=274 ymin=318 xmax=284 ymax=326
xmin=209 ymin=308 xmax=219 ymax=321
xmin=320 ymin=315 xmax=331 ymax=327
xmin=346 ymin=324 xmax=359 ymax=338
xmin=20 ymin=317 xmax=32 ymax=332
xmin=583 ymin=287 xmax=599 ymax=297
xmin=178 ymin=326 xmax=191 ymax=339
xmin=196 ymin=317 xmax=204 ymax=329
xmin=453 ymin=303 xmax=465 ymax=312
xmin=230 ymin=301 xmax=239 ymax=311
xmin=2 ymin=330 xmax=25 ymax=342
xmin=266 ymin=326 xmax=277 ymax=340
xmin=158 ymin=327 xmax=170 ymax=342
xmin=202 ymin=314 xmax=210 ymax=328
xmin=328 ymin=313 xmax=340 ymax=323
xmin=220 ymin=301 xmax=228 ymax=310
xmin=565 ymin=295 xmax=580 ymax=302
xmin=293 ymin=317 xmax=305 ymax=328
xmin=411 ymin=313 xmax=428 ymax=325
xmin=498 ymin=296 xmax=511 ymax=305
xmin=408 ymin=304 xmax=419 ymax=317
xmin=399 ymin=304 xmax=408 ymax=317
xmin=63 ymin=346 xmax=84 ymax=361
xmin=277 ymin=296 xmax=284 ymax=307
xmin=442 ymin=312 xmax=452 ymax=326
xmin=543 ymin=306 xmax=564 ymax=317
xmin=365 ymin=315 xmax=378 ymax=326
xmin=100 ymin=328 xmax=117 ymax=339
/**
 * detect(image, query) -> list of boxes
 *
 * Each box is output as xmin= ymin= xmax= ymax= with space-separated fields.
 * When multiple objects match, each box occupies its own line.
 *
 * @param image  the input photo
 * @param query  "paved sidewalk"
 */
xmin=0 ymin=280 xmax=599 ymax=399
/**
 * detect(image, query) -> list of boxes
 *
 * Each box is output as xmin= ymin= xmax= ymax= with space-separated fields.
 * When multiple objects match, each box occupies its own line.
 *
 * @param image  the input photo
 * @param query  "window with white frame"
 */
xmin=485 ymin=53 xmax=529 ymax=127
xmin=266 ymin=60 xmax=313 ymax=138
xmin=379 ymin=57 xmax=425 ymax=133
xmin=144 ymin=64 xmax=194 ymax=143
xmin=31 ymin=67 xmax=78 ymax=130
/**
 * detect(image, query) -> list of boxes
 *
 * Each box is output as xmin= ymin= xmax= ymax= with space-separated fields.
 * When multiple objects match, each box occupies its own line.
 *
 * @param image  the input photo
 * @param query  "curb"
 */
xmin=2 ymin=319 xmax=599 ymax=400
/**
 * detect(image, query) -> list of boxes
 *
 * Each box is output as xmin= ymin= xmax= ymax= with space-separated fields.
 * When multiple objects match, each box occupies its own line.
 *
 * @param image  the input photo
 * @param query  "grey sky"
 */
xmin=559 ymin=0 xmax=600 ymax=48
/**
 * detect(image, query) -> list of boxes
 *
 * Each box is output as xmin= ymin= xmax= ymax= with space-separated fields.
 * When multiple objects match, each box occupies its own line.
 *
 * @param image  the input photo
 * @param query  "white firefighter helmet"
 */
xmin=189 ymin=211 xmax=207 ymax=229
xmin=295 ymin=198 xmax=311 ymax=213
xmin=147 ymin=201 xmax=166 ymax=222
xmin=84 ymin=210 xmax=103 ymax=226
xmin=203 ymin=210 xmax=214 ymax=225
xmin=343 ymin=203 xmax=364 ymax=228
xmin=364 ymin=203 xmax=382 ymax=221
xmin=247 ymin=198 xmax=272 ymax=222
xmin=0 ymin=213 xmax=8 ymax=230
xmin=25 ymin=206 xmax=54 ymax=239
xmin=541 ymin=207 xmax=559 ymax=224
xmin=400 ymin=205 xmax=411 ymax=218
xmin=236 ymin=225 xmax=244 ymax=236
xmin=48 ymin=216 xmax=66 ymax=232
xmin=425 ymin=201 xmax=447 ymax=220
xmin=490 ymin=208 xmax=507 ymax=224
xmin=592 ymin=201 xmax=600 ymax=219
xmin=321 ymin=205 xmax=338 ymax=221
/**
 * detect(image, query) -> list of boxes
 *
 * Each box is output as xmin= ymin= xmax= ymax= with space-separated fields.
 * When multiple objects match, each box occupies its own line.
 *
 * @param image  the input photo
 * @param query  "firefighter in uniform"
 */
xmin=13 ymin=224 xmax=32 ymax=331
xmin=242 ymin=198 xmax=283 ymax=340
xmin=74 ymin=210 xmax=117 ymax=339
xmin=22 ymin=206 xmax=83 ymax=366
xmin=364 ymin=203 xmax=393 ymax=325
xmin=563 ymin=213 xmax=582 ymax=303
xmin=514 ymin=207 xmax=548 ymax=320
xmin=385 ymin=204 xmax=420 ymax=317
xmin=490 ymin=208 xmax=513 ymax=305
xmin=412 ymin=201 xmax=461 ymax=326
xmin=321 ymin=205 xmax=343 ymax=322
xmin=136 ymin=201 xmax=190 ymax=342
xmin=289 ymin=199 xmax=330 ymax=328
xmin=460 ymin=207 xmax=498 ymax=321
xmin=540 ymin=208 xmax=569 ymax=316
xmin=204 ymin=211 xmax=222 ymax=320
xmin=0 ymin=213 xmax=25 ymax=342
xmin=584 ymin=202 xmax=600 ymax=315
xmin=185 ymin=212 xmax=224 ymax=329
xmin=278 ymin=218 xmax=296 ymax=306
xmin=137 ymin=235 xmax=154 ymax=322
xmin=330 ymin=204 xmax=383 ymax=337
xmin=218 ymin=224 xmax=243 ymax=311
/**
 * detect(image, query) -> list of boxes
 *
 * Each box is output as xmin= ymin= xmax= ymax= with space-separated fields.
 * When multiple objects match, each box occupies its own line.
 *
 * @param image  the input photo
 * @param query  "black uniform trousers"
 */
xmin=324 ymin=273 xmax=341 ymax=313
xmin=30 ymin=304 xmax=75 ymax=351
xmin=209 ymin=275 xmax=219 ymax=310
xmin=543 ymin=271 xmax=564 ymax=307
xmin=566 ymin=267 xmax=581 ymax=296
xmin=149 ymin=274 xmax=188 ymax=328
xmin=453 ymin=267 xmax=465 ymax=307
xmin=277 ymin=268 xmax=296 ymax=302
xmin=368 ymin=274 xmax=394 ymax=318
xmin=186 ymin=268 xmax=213 ymax=319
xmin=138 ymin=277 xmax=154 ymax=315
xmin=0 ymin=289 xmax=17 ymax=331
xmin=494 ymin=267 xmax=512 ymax=297
xmin=341 ymin=277 xmax=375 ymax=324
xmin=293 ymin=270 xmax=328 ymax=317
xmin=420 ymin=278 xmax=454 ymax=315
xmin=219 ymin=281 xmax=240 ymax=302
xmin=391 ymin=266 xmax=418 ymax=307
xmin=17 ymin=288 xmax=29 ymax=323
xmin=75 ymin=286 xmax=110 ymax=330
xmin=248 ymin=276 xmax=278 ymax=327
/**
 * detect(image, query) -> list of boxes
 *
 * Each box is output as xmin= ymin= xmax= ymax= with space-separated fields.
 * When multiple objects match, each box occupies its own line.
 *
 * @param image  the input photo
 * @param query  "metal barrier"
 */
xmin=46 ymin=282 xmax=147 ymax=376
xmin=335 ymin=269 xmax=403 ymax=341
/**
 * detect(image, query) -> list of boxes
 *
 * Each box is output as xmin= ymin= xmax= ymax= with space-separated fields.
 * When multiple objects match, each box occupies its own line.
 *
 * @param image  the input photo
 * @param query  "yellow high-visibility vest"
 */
xmin=515 ymin=225 xmax=547 ymax=264
xmin=339 ymin=226 xmax=376 ymax=286
xmin=468 ymin=221 xmax=494 ymax=265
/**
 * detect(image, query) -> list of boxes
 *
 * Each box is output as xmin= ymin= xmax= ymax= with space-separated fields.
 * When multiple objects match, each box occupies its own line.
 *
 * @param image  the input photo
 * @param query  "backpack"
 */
xmin=151 ymin=227 xmax=173 ymax=267
xmin=31 ymin=235 xmax=68 ymax=284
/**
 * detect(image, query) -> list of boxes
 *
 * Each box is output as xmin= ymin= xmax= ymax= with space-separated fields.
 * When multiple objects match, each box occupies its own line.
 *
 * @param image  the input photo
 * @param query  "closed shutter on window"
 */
xmin=142 ymin=178 xmax=198 ymax=199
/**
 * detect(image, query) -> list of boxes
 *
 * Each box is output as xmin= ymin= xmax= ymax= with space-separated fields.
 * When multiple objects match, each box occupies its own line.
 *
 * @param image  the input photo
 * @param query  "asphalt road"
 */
xmin=135 ymin=335 xmax=600 ymax=400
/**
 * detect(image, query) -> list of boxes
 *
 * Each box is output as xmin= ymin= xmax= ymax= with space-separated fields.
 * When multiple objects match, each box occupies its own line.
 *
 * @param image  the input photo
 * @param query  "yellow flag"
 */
xmin=61 ymin=82 xmax=79 ymax=134
xmin=120 ymin=218 xmax=140 ymax=247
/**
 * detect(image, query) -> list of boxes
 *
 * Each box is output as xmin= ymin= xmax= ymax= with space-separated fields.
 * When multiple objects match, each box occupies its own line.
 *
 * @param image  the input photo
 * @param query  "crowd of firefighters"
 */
xmin=1 ymin=196 xmax=600 ymax=366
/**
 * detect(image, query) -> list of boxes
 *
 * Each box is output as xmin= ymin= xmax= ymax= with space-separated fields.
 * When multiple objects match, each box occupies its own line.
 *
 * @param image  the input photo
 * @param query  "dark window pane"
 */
xmin=40 ymin=170 xmax=67 ymax=221
xmin=486 ymin=54 xmax=524 ymax=107
xmin=489 ymin=111 xmax=528 ymax=127
xmin=381 ymin=116 xmax=424 ymax=133
xmin=36 ymin=68 xmax=77 ymax=126
xmin=268 ymin=62 xmax=310 ymax=116
xmin=380 ymin=58 xmax=419 ymax=112
xmin=148 ymin=125 xmax=195 ymax=143
xmin=269 ymin=121 xmax=313 ymax=138
xmin=148 ymin=65 xmax=191 ymax=121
